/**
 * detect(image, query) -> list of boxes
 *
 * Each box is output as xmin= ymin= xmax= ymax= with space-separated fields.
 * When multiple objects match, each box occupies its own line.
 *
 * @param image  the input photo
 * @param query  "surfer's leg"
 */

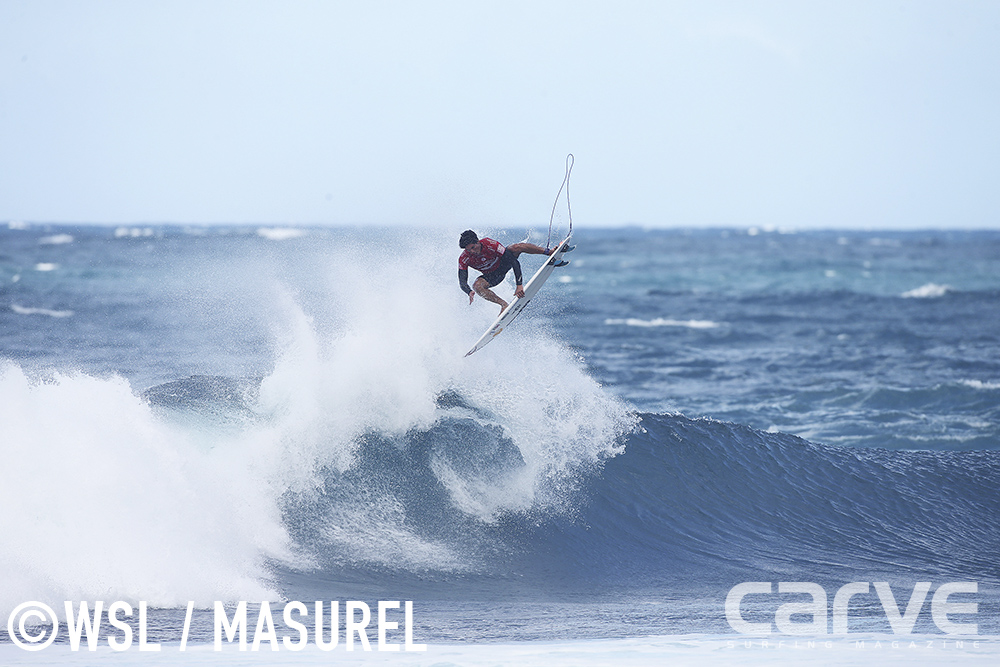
xmin=474 ymin=276 xmax=508 ymax=311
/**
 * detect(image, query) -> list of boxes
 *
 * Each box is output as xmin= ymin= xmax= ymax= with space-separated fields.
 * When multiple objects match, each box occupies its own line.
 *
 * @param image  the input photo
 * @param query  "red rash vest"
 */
xmin=459 ymin=238 xmax=506 ymax=273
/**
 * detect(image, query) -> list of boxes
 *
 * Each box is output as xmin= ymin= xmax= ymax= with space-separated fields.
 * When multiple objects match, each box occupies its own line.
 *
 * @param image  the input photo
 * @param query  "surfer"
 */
xmin=458 ymin=230 xmax=554 ymax=313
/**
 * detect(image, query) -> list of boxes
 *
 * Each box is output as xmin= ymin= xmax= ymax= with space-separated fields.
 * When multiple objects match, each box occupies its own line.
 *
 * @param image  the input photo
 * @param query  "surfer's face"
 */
xmin=465 ymin=242 xmax=482 ymax=254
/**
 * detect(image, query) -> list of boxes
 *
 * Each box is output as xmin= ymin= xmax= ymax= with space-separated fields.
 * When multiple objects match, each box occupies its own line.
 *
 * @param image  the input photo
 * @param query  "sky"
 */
xmin=1 ymin=0 xmax=999 ymax=229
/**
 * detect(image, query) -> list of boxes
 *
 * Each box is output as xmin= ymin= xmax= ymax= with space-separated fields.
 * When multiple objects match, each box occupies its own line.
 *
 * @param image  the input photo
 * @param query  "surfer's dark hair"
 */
xmin=459 ymin=230 xmax=479 ymax=248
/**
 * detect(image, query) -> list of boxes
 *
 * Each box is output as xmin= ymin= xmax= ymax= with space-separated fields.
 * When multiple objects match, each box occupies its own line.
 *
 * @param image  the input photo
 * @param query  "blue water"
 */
xmin=2 ymin=223 xmax=999 ymax=642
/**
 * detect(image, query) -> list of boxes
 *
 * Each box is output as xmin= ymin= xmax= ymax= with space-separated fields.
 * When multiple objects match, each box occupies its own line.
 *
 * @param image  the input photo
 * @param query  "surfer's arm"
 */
xmin=459 ymin=268 xmax=474 ymax=300
xmin=508 ymin=242 xmax=551 ymax=255
xmin=511 ymin=256 xmax=525 ymax=298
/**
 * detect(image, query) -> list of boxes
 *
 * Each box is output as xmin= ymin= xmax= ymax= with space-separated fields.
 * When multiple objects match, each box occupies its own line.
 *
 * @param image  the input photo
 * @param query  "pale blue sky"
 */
xmin=2 ymin=1 xmax=998 ymax=228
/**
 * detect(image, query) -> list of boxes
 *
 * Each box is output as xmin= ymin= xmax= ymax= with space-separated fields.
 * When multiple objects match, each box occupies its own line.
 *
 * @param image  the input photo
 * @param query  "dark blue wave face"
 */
xmin=575 ymin=413 xmax=1000 ymax=586
xmin=260 ymin=405 xmax=1000 ymax=638
xmin=270 ymin=408 xmax=1000 ymax=603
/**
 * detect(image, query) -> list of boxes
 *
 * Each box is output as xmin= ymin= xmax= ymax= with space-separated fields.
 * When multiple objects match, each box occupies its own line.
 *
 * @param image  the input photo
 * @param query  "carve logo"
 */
xmin=725 ymin=582 xmax=978 ymax=635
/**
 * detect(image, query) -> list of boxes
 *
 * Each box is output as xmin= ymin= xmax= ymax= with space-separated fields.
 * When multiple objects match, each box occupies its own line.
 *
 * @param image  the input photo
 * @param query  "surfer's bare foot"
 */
xmin=498 ymin=300 xmax=509 ymax=312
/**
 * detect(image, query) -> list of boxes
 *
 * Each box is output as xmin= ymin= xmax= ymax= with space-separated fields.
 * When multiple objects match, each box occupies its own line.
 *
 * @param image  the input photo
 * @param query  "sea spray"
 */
xmin=0 ymin=364 xmax=291 ymax=614
xmin=248 ymin=239 xmax=636 ymax=570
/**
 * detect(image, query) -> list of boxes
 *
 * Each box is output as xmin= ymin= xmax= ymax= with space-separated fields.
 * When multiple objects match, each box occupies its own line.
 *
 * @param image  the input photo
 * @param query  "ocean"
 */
xmin=2 ymin=222 xmax=999 ymax=665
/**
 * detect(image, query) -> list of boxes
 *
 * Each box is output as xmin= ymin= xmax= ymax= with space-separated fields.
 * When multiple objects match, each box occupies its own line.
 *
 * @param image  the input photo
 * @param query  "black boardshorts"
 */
xmin=480 ymin=249 xmax=520 ymax=288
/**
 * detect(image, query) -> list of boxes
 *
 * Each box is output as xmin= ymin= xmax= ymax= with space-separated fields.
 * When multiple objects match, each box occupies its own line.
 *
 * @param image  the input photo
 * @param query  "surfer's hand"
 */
xmin=468 ymin=291 xmax=475 ymax=305
xmin=514 ymin=285 xmax=525 ymax=299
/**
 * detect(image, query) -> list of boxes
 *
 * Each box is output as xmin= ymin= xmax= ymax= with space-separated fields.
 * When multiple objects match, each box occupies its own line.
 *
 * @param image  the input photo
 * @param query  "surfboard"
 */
xmin=464 ymin=236 xmax=574 ymax=357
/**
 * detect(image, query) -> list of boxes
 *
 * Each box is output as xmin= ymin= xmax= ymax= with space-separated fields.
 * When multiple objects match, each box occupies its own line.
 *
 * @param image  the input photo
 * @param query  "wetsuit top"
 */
xmin=458 ymin=238 xmax=506 ymax=295
xmin=459 ymin=238 xmax=506 ymax=273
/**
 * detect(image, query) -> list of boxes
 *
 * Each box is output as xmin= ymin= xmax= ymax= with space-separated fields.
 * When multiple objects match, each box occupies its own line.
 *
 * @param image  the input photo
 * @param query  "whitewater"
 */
xmin=1 ymin=224 xmax=999 ymax=665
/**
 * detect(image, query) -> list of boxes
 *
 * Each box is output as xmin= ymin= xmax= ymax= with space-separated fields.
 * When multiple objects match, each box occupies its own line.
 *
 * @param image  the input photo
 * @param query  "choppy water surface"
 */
xmin=2 ymin=224 xmax=998 ymax=642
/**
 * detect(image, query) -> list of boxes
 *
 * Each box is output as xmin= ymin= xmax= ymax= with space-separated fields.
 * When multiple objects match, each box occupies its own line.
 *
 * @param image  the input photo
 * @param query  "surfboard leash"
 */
xmin=546 ymin=153 xmax=574 ymax=249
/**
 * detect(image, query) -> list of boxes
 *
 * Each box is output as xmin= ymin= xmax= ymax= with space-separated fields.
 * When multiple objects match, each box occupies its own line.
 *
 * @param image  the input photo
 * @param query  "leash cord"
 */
xmin=546 ymin=153 xmax=574 ymax=249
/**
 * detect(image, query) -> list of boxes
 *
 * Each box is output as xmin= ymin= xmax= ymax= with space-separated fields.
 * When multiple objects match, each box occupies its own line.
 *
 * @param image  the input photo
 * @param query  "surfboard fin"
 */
xmin=554 ymin=260 xmax=570 ymax=267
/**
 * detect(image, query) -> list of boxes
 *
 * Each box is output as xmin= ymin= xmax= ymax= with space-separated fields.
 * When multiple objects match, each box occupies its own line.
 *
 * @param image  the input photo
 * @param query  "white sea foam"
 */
xmin=961 ymin=379 xmax=1000 ymax=390
xmin=253 ymin=234 xmax=635 ymax=524
xmin=10 ymin=304 xmax=74 ymax=318
xmin=239 ymin=233 xmax=635 ymax=576
xmin=901 ymin=283 xmax=951 ymax=298
xmin=38 ymin=233 xmax=74 ymax=245
xmin=114 ymin=227 xmax=155 ymax=238
xmin=0 ymin=366 xmax=295 ymax=615
xmin=605 ymin=317 xmax=720 ymax=329
xmin=34 ymin=262 xmax=58 ymax=271
xmin=257 ymin=227 xmax=307 ymax=241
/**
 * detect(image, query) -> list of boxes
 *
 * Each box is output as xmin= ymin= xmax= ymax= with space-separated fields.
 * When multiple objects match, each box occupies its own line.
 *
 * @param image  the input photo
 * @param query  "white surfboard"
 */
xmin=465 ymin=236 xmax=574 ymax=357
